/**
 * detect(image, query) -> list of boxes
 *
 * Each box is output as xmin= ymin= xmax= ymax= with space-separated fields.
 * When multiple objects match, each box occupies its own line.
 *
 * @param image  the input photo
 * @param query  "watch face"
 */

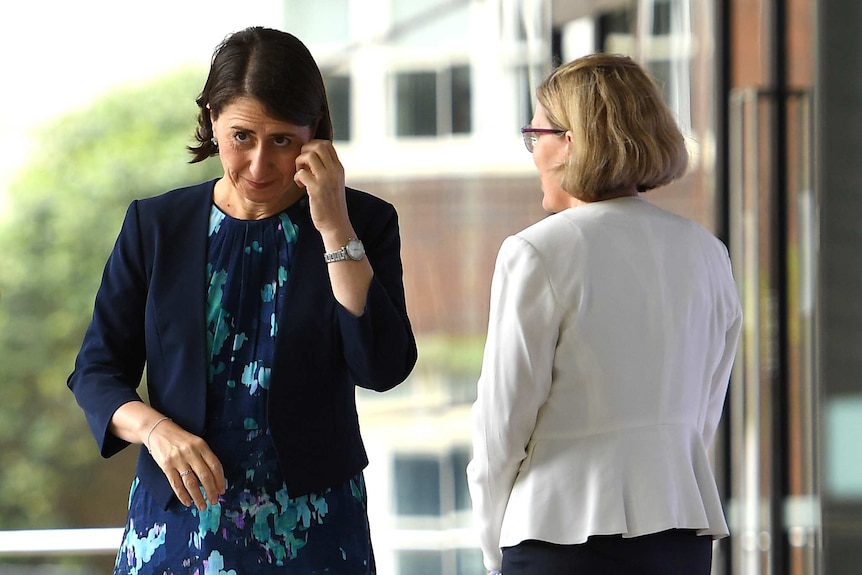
xmin=346 ymin=238 xmax=365 ymax=260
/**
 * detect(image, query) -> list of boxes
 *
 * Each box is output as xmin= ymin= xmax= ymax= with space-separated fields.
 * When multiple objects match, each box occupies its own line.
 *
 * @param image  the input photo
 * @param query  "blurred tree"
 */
xmin=0 ymin=67 xmax=221 ymax=531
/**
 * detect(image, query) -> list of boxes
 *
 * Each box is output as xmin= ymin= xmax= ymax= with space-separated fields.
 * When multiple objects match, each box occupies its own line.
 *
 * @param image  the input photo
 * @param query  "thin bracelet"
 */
xmin=144 ymin=416 xmax=171 ymax=453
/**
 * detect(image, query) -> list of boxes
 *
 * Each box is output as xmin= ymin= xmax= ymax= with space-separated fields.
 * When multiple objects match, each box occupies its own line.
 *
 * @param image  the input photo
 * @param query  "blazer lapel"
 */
xmin=150 ymin=183 xmax=213 ymax=429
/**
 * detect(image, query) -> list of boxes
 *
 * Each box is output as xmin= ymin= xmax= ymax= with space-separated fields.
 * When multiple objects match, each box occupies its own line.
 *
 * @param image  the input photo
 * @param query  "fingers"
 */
xmin=150 ymin=425 xmax=226 ymax=511
xmin=295 ymin=140 xmax=350 ymax=233
xmin=175 ymin=465 xmax=220 ymax=511
xmin=174 ymin=468 xmax=207 ymax=510
xmin=294 ymin=139 xmax=343 ymax=193
xmin=172 ymin=449 xmax=226 ymax=511
xmin=295 ymin=139 xmax=338 ymax=171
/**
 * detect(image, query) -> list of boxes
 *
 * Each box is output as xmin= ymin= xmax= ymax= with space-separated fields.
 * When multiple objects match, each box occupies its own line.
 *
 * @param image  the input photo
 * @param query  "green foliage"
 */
xmin=416 ymin=334 xmax=485 ymax=376
xmin=0 ymin=67 xmax=221 ymax=529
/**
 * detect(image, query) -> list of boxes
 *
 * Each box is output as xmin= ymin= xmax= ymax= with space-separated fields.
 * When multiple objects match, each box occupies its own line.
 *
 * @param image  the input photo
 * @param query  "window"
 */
xmin=393 ymin=448 xmax=472 ymax=518
xmin=647 ymin=59 xmax=674 ymax=108
xmin=395 ymin=71 xmax=439 ymax=137
xmin=394 ymin=65 xmax=472 ymax=137
xmin=389 ymin=447 xmax=476 ymax=573
xmin=451 ymin=447 xmax=472 ymax=512
xmin=398 ymin=550 xmax=443 ymax=575
xmin=652 ymin=0 xmax=674 ymax=35
xmin=456 ymin=548 xmax=486 ymax=575
xmin=597 ymin=8 xmax=633 ymax=52
xmin=450 ymin=65 xmax=472 ymax=134
xmin=396 ymin=549 xmax=485 ymax=575
xmin=394 ymin=454 xmax=442 ymax=516
xmin=323 ymin=74 xmax=351 ymax=141
xmin=596 ymin=1 xmax=692 ymax=135
xmin=515 ymin=64 xmax=536 ymax=127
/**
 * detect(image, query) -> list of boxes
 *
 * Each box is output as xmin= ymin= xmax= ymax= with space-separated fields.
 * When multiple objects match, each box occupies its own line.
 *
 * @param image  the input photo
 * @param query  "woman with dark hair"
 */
xmin=68 ymin=27 xmax=416 ymax=574
xmin=467 ymin=53 xmax=742 ymax=575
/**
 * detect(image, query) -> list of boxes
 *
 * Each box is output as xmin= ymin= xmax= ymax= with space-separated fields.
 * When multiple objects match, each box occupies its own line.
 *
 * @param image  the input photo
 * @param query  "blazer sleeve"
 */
xmin=336 ymin=200 xmax=417 ymax=392
xmin=467 ymin=235 xmax=560 ymax=571
xmin=702 ymin=249 xmax=743 ymax=448
xmin=67 ymin=200 xmax=148 ymax=457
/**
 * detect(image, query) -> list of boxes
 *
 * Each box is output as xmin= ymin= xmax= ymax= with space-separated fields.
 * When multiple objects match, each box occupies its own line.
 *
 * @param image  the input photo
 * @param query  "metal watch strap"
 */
xmin=323 ymin=247 xmax=349 ymax=263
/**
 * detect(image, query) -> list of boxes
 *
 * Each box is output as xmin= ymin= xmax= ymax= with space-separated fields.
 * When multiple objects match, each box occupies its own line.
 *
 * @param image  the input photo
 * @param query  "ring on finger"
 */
xmin=180 ymin=469 xmax=192 ymax=477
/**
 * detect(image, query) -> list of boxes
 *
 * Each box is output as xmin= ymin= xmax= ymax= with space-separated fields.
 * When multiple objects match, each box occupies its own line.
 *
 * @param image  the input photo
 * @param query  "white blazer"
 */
xmin=467 ymin=196 xmax=742 ymax=571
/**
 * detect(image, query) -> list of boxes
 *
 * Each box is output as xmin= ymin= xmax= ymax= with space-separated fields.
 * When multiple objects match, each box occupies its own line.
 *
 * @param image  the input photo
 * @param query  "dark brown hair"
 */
xmin=188 ymin=27 xmax=333 ymax=163
xmin=537 ymin=53 xmax=688 ymax=201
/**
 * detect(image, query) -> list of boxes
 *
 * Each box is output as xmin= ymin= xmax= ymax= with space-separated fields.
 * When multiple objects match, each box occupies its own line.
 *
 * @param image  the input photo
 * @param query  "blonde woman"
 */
xmin=468 ymin=54 xmax=741 ymax=575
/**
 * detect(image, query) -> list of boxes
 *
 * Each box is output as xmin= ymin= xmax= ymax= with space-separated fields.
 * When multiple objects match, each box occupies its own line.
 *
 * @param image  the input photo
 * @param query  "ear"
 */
xmin=563 ymin=130 xmax=575 ymax=155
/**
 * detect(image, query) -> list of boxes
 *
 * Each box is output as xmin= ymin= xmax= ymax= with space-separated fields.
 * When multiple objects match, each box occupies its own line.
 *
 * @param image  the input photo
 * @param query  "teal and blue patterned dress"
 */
xmin=113 ymin=205 xmax=375 ymax=575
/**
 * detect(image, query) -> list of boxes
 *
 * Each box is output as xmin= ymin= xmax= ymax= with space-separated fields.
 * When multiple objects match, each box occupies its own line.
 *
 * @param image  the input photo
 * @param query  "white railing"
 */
xmin=0 ymin=528 xmax=122 ymax=556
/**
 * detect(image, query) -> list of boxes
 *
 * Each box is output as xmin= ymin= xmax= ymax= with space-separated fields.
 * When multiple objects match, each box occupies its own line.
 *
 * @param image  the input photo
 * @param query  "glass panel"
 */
xmin=397 ymin=550 xmax=443 ymax=575
xmin=784 ymin=89 xmax=819 ymax=575
xmin=651 ymin=0 xmax=673 ymax=35
xmin=395 ymin=71 xmax=438 ymax=136
xmin=729 ymin=87 xmax=779 ymax=575
xmin=394 ymin=455 xmax=441 ymax=516
xmin=824 ymin=398 xmax=862 ymax=497
xmin=456 ymin=547 xmax=485 ymax=575
xmin=324 ymin=74 xmax=351 ymax=141
xmin=646 ymin=59 xmax=674 ymax=106
xmin=451 ymin=447 xmax=472 ymax=511
xmin=450 ymin=65 xmax=472 ymax=134
xmin=727 ymin=86 xmax=817 ymax=575
xmin=514 ymin=64 xmax=535 ymax=128
xmin=597 ymin=9 xmax=633 ymax=52
xmin=597 ymin=0 xmax=710 ymax=228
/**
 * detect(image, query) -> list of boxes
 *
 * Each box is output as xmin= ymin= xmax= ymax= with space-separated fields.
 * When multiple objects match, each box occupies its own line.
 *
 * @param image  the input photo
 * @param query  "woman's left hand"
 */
xmin=294 ymin=139 xmax=350 ymax=235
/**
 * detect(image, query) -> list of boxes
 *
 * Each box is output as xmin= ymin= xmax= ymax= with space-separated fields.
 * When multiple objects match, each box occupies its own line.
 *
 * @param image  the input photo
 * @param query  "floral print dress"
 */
xmin=113 ymin=205 xmax=375 ymax=575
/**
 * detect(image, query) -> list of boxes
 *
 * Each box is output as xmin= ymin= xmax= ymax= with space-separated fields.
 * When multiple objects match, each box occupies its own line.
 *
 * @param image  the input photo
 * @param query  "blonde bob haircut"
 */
xmin=537 ymin=53 xmax=689 ymax=202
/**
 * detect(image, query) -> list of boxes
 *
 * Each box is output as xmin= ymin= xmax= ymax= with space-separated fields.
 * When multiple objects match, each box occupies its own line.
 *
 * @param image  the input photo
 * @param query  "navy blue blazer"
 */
xmin=68 ymin=179 xmax=417 ymax=509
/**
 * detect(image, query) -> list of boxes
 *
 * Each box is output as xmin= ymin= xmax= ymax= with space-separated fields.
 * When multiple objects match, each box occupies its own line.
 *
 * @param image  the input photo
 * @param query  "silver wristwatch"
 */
xmin=324 ymin=238 xmax=365 ymax=263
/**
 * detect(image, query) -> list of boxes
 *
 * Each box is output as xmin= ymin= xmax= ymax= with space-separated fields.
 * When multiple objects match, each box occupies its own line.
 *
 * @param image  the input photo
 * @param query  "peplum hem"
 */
xmin=499 ymin=422 xmax=728 ymax=548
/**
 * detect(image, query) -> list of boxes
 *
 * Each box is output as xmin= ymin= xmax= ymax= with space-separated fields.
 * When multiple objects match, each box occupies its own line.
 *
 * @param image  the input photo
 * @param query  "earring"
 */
xmin=211 ymin=137 xmax=218 ymax=147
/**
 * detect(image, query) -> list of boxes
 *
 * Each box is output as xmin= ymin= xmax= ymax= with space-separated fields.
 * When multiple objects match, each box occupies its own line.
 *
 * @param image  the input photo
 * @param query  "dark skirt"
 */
xmin=501 ymin=529 xmax=713 ymax=575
